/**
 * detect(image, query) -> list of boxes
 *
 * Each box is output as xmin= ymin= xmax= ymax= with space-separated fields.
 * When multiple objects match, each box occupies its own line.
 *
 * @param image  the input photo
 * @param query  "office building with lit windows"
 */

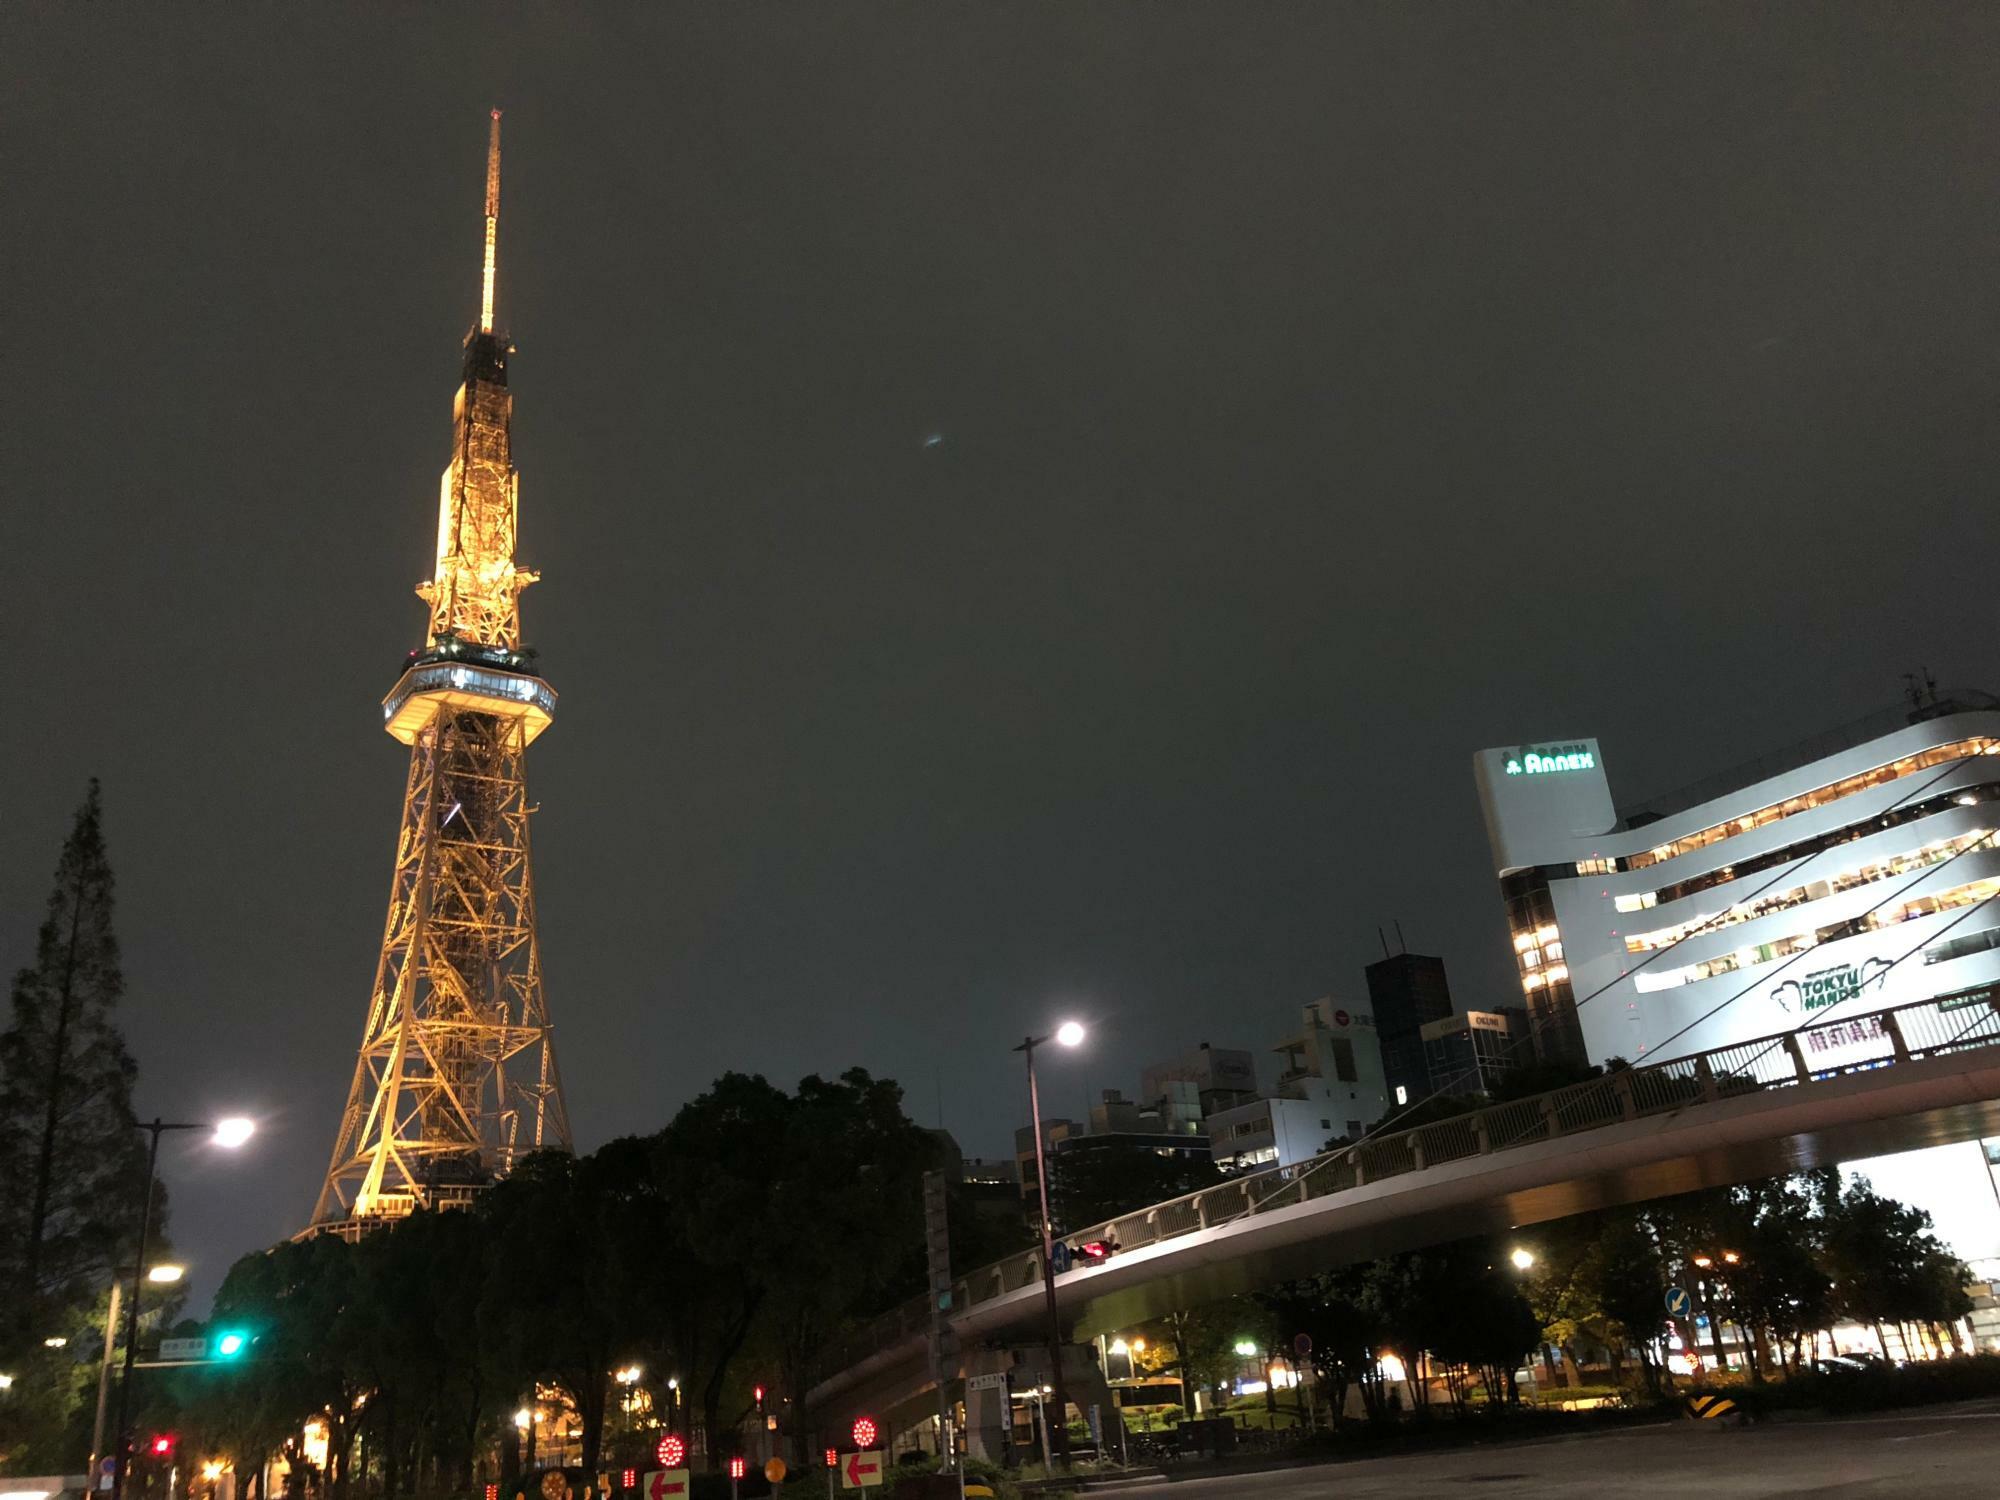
xmin=1473 ymin=690 xmax=2000 ymax=1071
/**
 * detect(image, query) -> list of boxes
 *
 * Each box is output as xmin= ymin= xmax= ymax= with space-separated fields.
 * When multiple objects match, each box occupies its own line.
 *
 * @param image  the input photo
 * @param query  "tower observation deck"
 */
xmin=309 ymin=111 xmax=572 ymax=1236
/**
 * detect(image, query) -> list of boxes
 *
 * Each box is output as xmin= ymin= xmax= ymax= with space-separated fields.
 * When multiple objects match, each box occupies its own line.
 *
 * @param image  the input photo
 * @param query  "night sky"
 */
xmin=8 ymin=4 xmax=2000 ymax=1306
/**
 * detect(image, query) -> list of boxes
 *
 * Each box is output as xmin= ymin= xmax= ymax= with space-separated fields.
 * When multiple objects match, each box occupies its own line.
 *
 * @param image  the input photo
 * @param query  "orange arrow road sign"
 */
xmin=841 ymin=1450 xmax=884 ymax=1489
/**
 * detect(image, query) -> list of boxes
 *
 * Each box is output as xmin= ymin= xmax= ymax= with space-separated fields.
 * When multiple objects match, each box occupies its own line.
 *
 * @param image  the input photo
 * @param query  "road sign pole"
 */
xmin=88 ymin=1278 xmax=123 ymax=1481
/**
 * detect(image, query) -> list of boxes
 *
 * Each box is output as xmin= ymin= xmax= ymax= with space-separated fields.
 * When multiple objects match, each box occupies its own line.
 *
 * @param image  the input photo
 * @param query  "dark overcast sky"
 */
xmin=7 ymin=3 xmax=2000 ymax=1306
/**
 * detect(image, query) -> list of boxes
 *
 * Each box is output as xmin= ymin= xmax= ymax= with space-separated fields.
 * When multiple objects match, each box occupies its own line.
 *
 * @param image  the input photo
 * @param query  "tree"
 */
xmin=1256 ymin=1271 xmax=1385 ymax=1421
xmin=1130 ymin=1304 xmax=1242 ymax=1417
xmin=0 ymin=782 xmax=151 ymax=1360
xmin=652 ymin=1069 xmax=935 ymax=1465
xmin=1592 ymin=1213 xmax=1670 ymax=1394
xmin=202 ymin=1235 xmax=367 ymax=1495
xmin=1823 ymin=1177 xmax=1970 ymax=1356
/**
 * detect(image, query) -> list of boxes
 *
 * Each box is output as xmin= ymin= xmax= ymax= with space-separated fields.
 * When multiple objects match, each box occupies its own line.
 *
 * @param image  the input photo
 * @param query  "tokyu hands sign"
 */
xmin=1772 ymin=958 xmax=1892 ymax=1016
xmin=1504 ymin=743 xmax=1596 ymax=776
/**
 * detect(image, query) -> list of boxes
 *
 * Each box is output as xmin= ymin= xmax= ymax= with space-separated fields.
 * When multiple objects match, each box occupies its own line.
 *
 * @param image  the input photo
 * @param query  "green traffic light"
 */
xmin=214 ymin=1331 xmax=247 ymax=1358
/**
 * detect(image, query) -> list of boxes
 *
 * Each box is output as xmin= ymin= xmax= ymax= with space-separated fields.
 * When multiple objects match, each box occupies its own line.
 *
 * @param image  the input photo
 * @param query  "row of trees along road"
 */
xmin=0 ymin=784 xmax=163 ymax=1472
xmin=138 ymin=1070 xmax=979 ymax=1493
xmin=1516 ymin=1169 xmax=1972 ymax=1390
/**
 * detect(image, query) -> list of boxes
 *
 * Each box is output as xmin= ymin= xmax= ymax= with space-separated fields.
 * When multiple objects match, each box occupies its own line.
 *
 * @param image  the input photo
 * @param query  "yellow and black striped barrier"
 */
xmin=1686 ymin=1393 xmax=1738 ymax=1420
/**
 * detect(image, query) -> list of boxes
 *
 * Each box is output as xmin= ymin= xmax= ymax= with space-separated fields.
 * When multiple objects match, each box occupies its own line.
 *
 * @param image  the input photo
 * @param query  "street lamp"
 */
xmin=109 ymin=1117 xmax=255 ymax=1500
xmin=1016 ymin=1022 xmax=1085 ymax=1466
xmin=1510 ymin=1247 xmax=1536 ymax=1271
xmin=147 ymin=1265 xmax=185 ymax=1284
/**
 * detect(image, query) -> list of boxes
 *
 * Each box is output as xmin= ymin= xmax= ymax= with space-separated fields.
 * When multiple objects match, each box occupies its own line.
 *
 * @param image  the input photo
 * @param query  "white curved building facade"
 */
xmin=1474 ymin=693 xmax=2000 ymax=1070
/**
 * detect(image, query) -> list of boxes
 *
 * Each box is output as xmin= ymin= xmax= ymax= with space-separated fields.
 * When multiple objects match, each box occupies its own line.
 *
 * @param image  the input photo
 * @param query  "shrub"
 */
xmin=1693 ymin=1355 xmax=2000 ymax=1419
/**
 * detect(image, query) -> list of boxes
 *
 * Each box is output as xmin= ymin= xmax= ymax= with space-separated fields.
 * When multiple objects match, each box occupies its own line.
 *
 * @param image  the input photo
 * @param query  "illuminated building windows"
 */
xmin=1630 ymin=874 xmax=2000 ymax=993
xmin=1616 ymin=781 xmax=2000 ymax=912
xmin=1625 ymin=739 xmax=2000 ymax=871
xmin=1622 ymin=828 xmax=1995 ymax=954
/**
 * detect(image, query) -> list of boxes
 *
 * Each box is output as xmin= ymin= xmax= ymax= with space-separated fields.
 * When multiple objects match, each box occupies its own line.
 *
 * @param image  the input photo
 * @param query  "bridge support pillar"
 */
xmin=961 ymin=1343 xmax=1116 ymax=1465
xmin=962 ymin=1349 xmax=1013 ymax=1464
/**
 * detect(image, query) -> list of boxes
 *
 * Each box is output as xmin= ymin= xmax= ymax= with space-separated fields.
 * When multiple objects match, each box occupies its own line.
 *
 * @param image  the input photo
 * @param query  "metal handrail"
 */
xmin=813 ymin=989 xmax=2000 ymax=1383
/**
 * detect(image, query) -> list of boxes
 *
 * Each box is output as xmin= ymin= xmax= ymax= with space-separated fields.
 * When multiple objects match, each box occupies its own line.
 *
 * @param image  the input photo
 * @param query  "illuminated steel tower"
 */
xmin=310 ymin=111 xmax=571 ymax=1235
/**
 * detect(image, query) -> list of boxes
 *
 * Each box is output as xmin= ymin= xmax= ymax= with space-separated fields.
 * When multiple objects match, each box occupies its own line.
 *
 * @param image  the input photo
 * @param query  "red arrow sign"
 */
xmin=842 ymin=1451 xmax=883 ymax=1489
xmin=643 ymin=1471 xmax=689 ymax=1500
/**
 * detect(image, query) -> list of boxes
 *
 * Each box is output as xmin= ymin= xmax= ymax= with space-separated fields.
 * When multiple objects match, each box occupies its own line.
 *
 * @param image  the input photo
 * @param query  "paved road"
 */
xmin=1102 ymin=1403 xmax=2000 ymax=1498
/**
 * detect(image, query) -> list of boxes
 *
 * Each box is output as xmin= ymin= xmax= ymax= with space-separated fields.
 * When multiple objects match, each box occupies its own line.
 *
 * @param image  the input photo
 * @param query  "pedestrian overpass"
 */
xmin=805 ymin=992 xmax=2000 ymax=1436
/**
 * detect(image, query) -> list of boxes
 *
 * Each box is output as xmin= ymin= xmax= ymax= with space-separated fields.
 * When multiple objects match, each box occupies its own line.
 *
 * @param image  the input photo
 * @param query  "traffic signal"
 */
xmin=852 ymin=1416 xmax=878 ymax=1449
xmin=212 ymin=1329 xmax=249 ymax=1359
xmin=752 ymin=1384 xmax=764 ymax=1411
xmin=150 ymin=1435 xmax=176 ymax=1458
xmin=727 ymin=1458 xmax=745 ymax=1480
xmin=655 ymin=1434 xmax=685 ymax=1469
xmin=619 ymin=1473 xmax=634 ymax=1491
xmin=824 ymin=1449 xmax=837 ymax=1469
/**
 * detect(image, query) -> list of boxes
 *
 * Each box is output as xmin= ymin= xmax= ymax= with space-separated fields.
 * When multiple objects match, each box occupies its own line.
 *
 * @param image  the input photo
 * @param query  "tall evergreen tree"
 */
xmin=0 ymin=781 xmax=150 ymax=1355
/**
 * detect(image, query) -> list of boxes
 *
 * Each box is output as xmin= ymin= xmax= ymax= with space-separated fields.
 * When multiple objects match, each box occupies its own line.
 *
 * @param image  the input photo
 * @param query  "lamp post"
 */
xmin=110 ymin=1118 xmax=254 ymax=1500
xmin=1016 ymin=1021 xmax=1084 ymax=1466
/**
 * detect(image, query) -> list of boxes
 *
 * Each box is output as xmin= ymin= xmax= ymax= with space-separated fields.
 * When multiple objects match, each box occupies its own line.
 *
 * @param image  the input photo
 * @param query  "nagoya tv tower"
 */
xmin=310 ymin=111 xmax=572 ymax=1236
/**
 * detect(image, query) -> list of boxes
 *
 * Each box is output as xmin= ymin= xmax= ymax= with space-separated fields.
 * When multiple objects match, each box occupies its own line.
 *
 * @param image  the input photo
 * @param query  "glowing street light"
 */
xmin=111 ymin=1114 xmax=257 ymax=1500
xmin=513 ymin=1409 xmax=532 ymax=1431
xmin=1014 ymin=1018 xmax=1091 ymax=1466
xmin=614 ymin=1365 xmax=642 ymax=1385
xmin=1510 ymin=1247 xmax=1536 ymax=1271
xmin=1232 ymin=1340 xmax=1259 ymax=1357
xmin=148 ymin=1265 xmax=186 ymax=1284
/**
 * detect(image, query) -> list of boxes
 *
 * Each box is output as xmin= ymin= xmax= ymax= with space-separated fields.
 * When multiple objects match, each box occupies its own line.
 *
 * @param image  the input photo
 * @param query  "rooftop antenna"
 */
xmin=1377 ymin=925 xmax=1391 ymax=960
xmin=479 ymin=109 xmax=502 ymax=334
xmin=1393 ymin=919 xmax=1408 ymax=954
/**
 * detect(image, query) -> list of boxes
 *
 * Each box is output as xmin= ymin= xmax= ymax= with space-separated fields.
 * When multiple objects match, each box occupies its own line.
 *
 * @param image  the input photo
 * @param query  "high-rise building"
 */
xmin=1420 ymin=1009 xmax=1527 ymax=1096
xmin=1210 ymin=999 xmax=1389 ymax=1170
xmin=309 ymin=114 xmax=572 ymax=1237
xmin=1473 ymin=689 xmax=2000 ymax=1068
xmin=1139 ymin=1042 xmax=1259 ymax=1133
xmin=1364 ymin=952 xmax=1455 ymax=1105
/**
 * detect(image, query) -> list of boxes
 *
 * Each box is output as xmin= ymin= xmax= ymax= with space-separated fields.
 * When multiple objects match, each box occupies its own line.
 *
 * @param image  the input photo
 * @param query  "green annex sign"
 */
xmin=1504 ymin=743 xmax=1596 ymax=776
xmin=1771 ymin=957 xmax=1892 ymax=1016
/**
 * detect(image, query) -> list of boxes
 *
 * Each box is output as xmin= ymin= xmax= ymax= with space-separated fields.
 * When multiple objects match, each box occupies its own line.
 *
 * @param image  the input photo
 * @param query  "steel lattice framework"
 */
xmin=310 ymin=111 xmax=571 ymax=1236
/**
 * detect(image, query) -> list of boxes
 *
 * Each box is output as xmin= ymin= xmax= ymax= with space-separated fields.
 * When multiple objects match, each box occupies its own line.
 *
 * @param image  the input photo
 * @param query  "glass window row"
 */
xmin=1624 ymin=739 xmax=2000 ymax=873
xmin=1621 ymin=827 xmax=1995 ymax=954
xmin=1630 ymin=874 xmax=2000 ymax=994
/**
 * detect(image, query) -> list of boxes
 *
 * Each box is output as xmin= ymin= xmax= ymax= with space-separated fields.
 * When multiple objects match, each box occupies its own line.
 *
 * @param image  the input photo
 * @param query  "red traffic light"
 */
xmin=753 ymin=1383 xmax=765 ymax=1409
xmin=728 ymin=1457 xmax=745 ymax=1480
xmin=484 ymin=1487 xmax=498 ymax=1500
xmin=824 ymin=1449 xmax=837 ymax=1469
xmin=619 ymin=1473 xmax=635 ymax=1491
xmin=655 ymin=1434 xmax=685 ymax=1469
xmin=852 ymin=1416 xmax=878 ymax=1449
xmin=150 ymin=1435 xmax=175 ymax=1457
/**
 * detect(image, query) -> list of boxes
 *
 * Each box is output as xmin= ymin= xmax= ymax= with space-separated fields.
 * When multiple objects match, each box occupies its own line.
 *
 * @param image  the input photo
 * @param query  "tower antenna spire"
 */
xmin=480 ymin=108 xmax=502 ymax=333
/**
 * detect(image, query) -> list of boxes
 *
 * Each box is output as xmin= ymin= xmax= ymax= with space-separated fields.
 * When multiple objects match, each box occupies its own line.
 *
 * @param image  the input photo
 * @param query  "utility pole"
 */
xmin=1016 ymin=1032 xmax=1077 ymax=1466
xmin=89 ymin=1278 xmax=123 ymax=1481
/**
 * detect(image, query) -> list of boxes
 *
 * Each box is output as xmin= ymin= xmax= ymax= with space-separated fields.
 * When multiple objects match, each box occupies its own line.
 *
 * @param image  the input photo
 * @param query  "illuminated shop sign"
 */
xmin=1504 ymin=743 xmax=1596 ymax=776
xmin=1771 ymin=957 xmax=1892 ymax=1016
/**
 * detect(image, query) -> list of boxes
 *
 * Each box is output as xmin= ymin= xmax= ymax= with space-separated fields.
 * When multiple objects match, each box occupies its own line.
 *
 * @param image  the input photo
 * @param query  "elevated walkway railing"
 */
xmin=816 ymin=991 xmax=2000 ymax=1384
